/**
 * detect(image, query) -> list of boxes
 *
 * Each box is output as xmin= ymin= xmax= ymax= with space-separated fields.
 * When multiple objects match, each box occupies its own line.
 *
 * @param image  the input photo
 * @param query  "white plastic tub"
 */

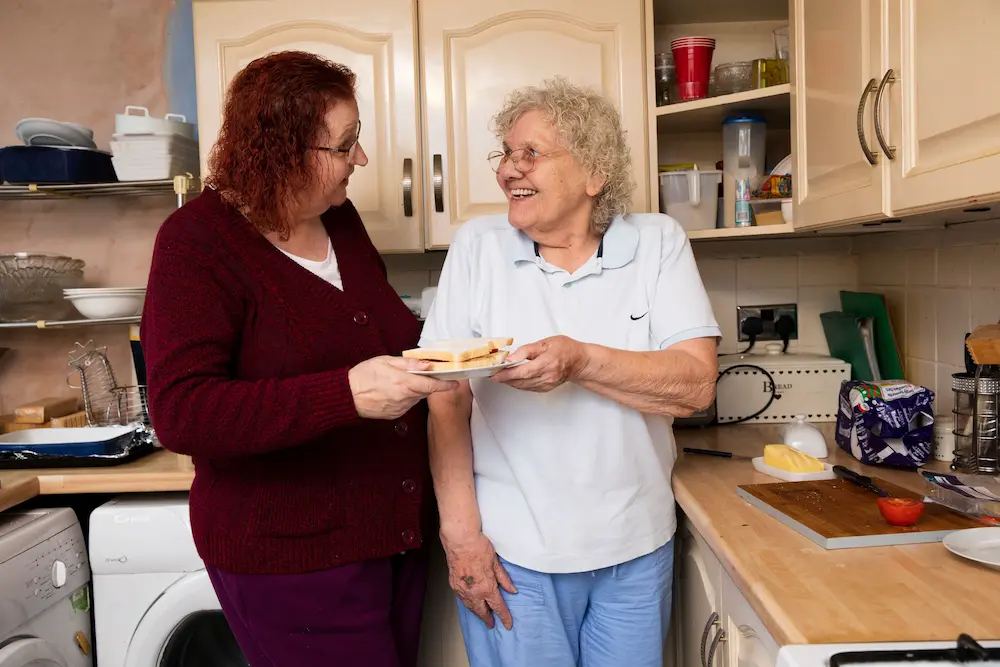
xmin=659 ymin=169 xmax=721 ymax=232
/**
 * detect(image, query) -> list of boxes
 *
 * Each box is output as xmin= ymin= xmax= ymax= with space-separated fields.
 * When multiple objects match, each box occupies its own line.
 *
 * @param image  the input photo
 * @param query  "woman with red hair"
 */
xmin=141 ymin=50 xmax=454 ymax=666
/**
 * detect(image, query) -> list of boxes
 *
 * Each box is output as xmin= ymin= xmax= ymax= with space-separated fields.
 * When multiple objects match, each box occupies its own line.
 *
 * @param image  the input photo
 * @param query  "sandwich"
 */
xmin=403 ymin=337 xmax=514 ymax=371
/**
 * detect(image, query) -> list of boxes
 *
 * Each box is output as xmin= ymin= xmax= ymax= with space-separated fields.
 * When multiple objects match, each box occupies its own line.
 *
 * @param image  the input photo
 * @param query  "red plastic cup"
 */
xmin=671 ymin=39 xmax=714 ymax=101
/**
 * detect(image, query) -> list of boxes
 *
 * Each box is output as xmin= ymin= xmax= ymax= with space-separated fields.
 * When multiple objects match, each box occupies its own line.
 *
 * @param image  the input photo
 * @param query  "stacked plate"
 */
xmin=110 ymin=133 xmax=200 ymax=181
xmin=63 ymin=287 xmax=146 ymax=319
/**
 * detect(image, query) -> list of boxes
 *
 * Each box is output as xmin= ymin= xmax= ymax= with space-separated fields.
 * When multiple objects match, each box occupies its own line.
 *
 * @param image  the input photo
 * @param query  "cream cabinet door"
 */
xmin=677 ymin=520 xmax=725 ymax=667
xmin=192 ymin=0 xmax=424 ymax=252
xmin=418 ymin=0 xmax=647 ymax=249
xmin=887 ymin=0 xmax=1000 ymax=214
xmin=792 ymin=0 xmax=891 ymax=229
xmin=721 ymin=568 xmax=780 ymax=667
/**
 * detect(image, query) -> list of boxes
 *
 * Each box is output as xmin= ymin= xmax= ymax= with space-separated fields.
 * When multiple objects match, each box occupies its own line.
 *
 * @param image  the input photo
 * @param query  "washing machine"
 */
xmin=0 ymin=507 xmax=92 ymax=667
xmin=89 ymin=493 xmax=246 ymax=667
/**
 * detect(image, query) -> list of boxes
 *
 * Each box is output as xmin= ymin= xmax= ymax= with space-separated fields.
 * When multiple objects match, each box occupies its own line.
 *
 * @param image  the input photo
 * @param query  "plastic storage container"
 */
xmin=659 ymin=169 xmax=721 ymax=232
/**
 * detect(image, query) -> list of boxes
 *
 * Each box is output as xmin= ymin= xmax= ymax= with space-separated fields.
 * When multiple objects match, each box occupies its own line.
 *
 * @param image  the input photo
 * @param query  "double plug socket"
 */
xmin=737 ymin=304 xmax=798 ymax=342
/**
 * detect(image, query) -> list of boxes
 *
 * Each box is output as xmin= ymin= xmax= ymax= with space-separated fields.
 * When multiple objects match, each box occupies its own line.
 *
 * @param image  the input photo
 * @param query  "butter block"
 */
xmin=763 ymin=444 xmax=825 ymax=473
xmin=14 ymin=396 xmax=79 ymax=424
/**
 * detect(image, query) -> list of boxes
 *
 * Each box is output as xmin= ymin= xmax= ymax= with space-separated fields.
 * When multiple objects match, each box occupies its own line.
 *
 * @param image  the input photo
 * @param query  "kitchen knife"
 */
xmin=683 ymin=447 xmax=752 ymax=460
xmin=832 ymin=465 xmax=890 ymax=497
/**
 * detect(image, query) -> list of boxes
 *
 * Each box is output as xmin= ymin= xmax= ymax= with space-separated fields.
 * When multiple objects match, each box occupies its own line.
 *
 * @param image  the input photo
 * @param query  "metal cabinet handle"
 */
xmin=700 ymin=611 xmax=719 ymax=667
xmin=706 ymin=627 xmax=727 ymax=667
xmin=402 ymin=158 xmax=413 ymax=217
xmin=857 ymin=78 xmax=879 ymax=165
xmin=432 ymin=154 xmax=444 ymax=213
xmin=873 ymin=68 xmax=896 ymax=160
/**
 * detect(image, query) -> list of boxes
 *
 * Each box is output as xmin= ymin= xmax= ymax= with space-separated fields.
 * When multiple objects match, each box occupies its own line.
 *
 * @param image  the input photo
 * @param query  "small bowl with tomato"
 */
xmin=876 ymin=496 xmax=925 ymax=526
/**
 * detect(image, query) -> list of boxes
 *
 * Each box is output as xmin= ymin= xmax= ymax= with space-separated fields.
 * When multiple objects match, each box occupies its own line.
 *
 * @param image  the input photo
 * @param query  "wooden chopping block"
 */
xmin=966 ymin=324 xmax=1000 ymax=365
xmin=14 ymin=396 xmax=79 ymax=425
xmin=0 ymin=414 xmax=51 ymax=433
xmin=49 ymin=411 xmax=89 ymax=428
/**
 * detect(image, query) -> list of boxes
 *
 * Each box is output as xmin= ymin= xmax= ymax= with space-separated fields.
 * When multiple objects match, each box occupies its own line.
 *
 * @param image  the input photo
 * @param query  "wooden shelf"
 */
xmin=0 ymin=316 xmax=140 ymax=330
xmin=655 ymin=84 xmax=790 ymax=133
xmin=686 ymin=222 xmax=795 ymax=240
xmin=0 ymin=175 xmax=199 ymax=203
xmin=652 ymin=0 xmax=788 ymax=24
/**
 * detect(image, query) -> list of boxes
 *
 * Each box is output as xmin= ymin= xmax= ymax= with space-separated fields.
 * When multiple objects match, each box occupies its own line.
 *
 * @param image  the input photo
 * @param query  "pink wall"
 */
xmin=0 ymin=0 xmax=180 ymax=412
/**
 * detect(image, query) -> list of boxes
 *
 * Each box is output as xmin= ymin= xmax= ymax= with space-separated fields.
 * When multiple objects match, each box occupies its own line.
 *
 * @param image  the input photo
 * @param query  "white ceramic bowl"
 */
xmin=65 ymin=293 xmax=144 ymax=319
xmin=781 ymin=198 xmax=793 ymax=223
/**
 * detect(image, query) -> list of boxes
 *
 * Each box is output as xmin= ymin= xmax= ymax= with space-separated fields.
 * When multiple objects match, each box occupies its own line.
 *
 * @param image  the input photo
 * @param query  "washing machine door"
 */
xmin=123 ymin=571 xmax=247 ymax=667
xmin=0 ymin=637 xmax=67 ymax=667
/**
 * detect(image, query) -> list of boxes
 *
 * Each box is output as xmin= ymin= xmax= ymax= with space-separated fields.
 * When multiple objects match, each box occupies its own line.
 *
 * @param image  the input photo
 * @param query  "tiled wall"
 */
xmin=855 ymin=220 xmax=1000 ymax=417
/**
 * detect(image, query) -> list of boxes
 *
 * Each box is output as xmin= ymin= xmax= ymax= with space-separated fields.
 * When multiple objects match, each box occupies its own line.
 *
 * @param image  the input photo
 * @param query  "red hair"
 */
xmin=206 ymin=51 xmax=356 ymax=238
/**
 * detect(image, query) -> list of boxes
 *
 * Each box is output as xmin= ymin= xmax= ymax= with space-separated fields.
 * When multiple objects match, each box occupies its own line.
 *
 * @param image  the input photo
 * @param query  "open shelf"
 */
xmin=654 ymin=84 xmax=790 ymax=133
xmin=0 ymin=316 xmax=140 ymax=330
xmin=652 ymin=0 xmax=788 ymax=24
xmin=0 ymin=175 xmax=200 ymax=204
xmin=686 ymin=222 xmax=795 ymax=240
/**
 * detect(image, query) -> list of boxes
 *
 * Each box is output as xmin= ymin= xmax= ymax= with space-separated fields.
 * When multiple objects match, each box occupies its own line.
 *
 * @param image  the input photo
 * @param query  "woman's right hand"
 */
xmin=442 ymin=530 xmax=517 ymax=630
xmin=348 ymin=355 xmax=457 ymax=420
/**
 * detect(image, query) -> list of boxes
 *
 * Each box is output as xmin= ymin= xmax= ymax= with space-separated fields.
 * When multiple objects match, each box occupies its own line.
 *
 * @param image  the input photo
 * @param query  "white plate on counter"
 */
xmin=408 ymin=359 xmax=527 ymax=381
xmin=942 ymin=526 xmax=1000 ymax=569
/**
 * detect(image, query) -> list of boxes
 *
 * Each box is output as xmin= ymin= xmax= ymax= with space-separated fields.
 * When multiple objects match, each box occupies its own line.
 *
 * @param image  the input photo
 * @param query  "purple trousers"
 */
xmin=206 ymin=549 xmax=429 ymax=667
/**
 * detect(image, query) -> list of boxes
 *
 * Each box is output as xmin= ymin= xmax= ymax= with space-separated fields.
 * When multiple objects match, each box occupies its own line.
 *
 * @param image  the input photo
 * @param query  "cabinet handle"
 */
xmin=402 ymin=158 xmax=413 ymax=217
xmin=706 ymin=627 xmax=727 ymax=667
xmin=856 ymin=78 xmax=879 ymax=166
xmin=700 ymin=611 xmax=719 ymax=667
xmin=432 ymin=154 xmax=444 ymax=213
xmin=873 ymin=68 xmax=896 ymax=160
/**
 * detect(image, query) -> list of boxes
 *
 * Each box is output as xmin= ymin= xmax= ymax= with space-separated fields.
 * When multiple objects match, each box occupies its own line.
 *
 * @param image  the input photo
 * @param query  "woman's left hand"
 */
xmin=491 ymin=336 xmax=586 ymax=392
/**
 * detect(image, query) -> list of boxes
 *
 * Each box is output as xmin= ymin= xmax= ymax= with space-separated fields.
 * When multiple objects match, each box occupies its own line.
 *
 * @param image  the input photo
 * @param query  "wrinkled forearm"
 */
xmin=574 ymin=342 xmax=717 ymax=417
xmin=427 ymin=384 xmax=482 ymax=538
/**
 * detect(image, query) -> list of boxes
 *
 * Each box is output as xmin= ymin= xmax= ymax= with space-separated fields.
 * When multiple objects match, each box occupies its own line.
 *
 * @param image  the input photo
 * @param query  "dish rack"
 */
xmin=67 ymin=341 xmax=157 ymax=443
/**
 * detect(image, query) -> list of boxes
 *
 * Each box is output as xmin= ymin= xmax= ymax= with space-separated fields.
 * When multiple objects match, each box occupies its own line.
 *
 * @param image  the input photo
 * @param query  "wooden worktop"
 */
xmin=1 ymin=425 xmax=998 ymax=647
xmin=673 ymin=424 xmax=1000 ymax=646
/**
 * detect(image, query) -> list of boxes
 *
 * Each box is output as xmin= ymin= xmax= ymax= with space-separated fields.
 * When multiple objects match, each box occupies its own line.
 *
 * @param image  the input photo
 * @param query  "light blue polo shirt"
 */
xmin=421 ymin=213 xmax=720 ymax=573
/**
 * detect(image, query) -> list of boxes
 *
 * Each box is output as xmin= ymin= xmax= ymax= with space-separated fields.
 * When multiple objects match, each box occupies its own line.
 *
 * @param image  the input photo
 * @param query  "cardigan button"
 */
xmin=401 ymin=529 xmax=416 ymax=545
xmin=402 ymin=479 xmax=417 ymax=494
xmin=353 ymin=311 xmax=369 ymax=325
xmin=394 ymin=422 xmax=409 ymax=437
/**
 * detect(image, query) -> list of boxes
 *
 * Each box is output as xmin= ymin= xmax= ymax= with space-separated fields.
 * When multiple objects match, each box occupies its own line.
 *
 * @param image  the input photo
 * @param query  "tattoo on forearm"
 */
xmin=462 ymin=575 xmax=475 ymax=587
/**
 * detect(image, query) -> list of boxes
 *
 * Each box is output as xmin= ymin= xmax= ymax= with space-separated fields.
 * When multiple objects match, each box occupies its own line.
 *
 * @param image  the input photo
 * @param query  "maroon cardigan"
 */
xmin=141 ymin=187 xmax=429 ymax=575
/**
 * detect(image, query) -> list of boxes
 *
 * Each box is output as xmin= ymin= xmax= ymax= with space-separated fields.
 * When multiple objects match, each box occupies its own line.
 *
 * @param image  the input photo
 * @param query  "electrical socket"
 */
xmin=737 ymin=304 xmax=798 ymax=342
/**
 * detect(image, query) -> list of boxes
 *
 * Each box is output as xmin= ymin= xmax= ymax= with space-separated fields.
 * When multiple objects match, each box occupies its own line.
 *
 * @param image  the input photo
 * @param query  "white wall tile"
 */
xmin=697 ymin=258 xmax=737 ymax=292
xmin=708 ymin=289 xmax=739 ymax=354
xmin=907 ymin=358 xmax=937 ymax=396
xmin=972 ymin=288 xmax=1000 ymax=329
xmin=934 ymin=288 xmax=971 ymax=367
xmin=797 ymin=286 xmax=844 ymax=354
xmin=935 ymin=364 xmax=964 ymax=416
xmin=798 ymin=254 xmax=858 ymax=287
xmin=937 ymin=246 xmax=972 ymax=288
xmin=905 ymin=249 xmax=937 ymax=286
xmin=736 ymin=287 xmax=799 ymax=308
xmin=736 ymin=256 xmax=798 ymax=291
xmin=905 ymin=288 xmax=937 ymax=361
xmin=858 ymin=251 xmax=907 ymax=287
xmin=971 ymin=245 xmax=1000 ymax=288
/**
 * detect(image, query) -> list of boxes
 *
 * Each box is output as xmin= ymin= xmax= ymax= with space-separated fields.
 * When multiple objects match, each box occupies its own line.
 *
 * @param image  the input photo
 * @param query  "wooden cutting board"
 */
xmin=736 ymin=477 xmax=983 ymax=549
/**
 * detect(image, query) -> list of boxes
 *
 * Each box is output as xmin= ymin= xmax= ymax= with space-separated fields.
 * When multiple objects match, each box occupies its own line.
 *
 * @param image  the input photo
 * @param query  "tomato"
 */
xmin=876 ymin=497 xmax=925 ymax=526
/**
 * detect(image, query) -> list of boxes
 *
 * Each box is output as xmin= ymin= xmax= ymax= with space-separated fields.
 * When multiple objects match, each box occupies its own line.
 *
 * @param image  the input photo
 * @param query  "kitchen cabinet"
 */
xmin=887 ymin=0 xmax=1000 ymax=214
xmin=192 ymin=0 xmax=648 ymax=253
xmin=793 ymin=0 xmax=1000 ymax=229
xmin=791 ymin=0 xmax=890 ymax=229
xmin=721 ymin=570 xmax=780 ymax=667
xmin=676 ymin=517 xmax=727 ymax=667
xmin=192 ymin=0 xmax=424 ymax=252
xmin=420 ymin=0 xmax=648 ymax=248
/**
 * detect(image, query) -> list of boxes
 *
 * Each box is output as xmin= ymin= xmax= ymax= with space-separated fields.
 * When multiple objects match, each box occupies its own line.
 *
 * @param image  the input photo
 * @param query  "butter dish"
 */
xmin=752 ymin=456 xmax=836 ymax=482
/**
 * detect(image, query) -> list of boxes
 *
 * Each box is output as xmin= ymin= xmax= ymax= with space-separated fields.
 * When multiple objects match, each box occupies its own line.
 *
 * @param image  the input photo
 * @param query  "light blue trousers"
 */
xmin=457 ymin=540 xmax=674 ymax=667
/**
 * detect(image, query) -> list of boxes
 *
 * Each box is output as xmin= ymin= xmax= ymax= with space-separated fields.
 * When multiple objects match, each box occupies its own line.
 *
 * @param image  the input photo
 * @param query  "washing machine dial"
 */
xmin=51 ymin=560 xmax=67 ymax=588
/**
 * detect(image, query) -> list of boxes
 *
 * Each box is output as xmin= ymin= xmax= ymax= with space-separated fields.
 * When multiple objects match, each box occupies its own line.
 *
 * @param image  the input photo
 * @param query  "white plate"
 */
xmin=15 ymin=118 xmax=97 ymax=149
xmin=942 ymin=527 xmax=1000 ymax=569
xmin=408 ymin=359 xmax=527 ymax=381
xmin=751 ymin=456 xmax=836 ymax=482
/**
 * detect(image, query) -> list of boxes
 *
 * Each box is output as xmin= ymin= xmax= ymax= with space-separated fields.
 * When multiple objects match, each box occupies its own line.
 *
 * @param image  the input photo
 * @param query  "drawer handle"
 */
xmin=873 ymin=68 xmax=896 ymax=160
xmin=857 ymin=77 xmax=879 ymax=166
xmin=706 ymin=627 xmax=727 ymax=667
xmin=700 ymin=611 xmax=719 ymax=667
xmin=433 ymin=154 xmax=444 ymax=213
xmin=402 ymin=158 xmax=413 ymax=217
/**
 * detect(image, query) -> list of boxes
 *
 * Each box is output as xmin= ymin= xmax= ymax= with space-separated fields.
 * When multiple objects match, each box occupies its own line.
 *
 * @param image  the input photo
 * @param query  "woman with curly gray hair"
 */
xmin=422 ymin=78 xmax=720 ymax=667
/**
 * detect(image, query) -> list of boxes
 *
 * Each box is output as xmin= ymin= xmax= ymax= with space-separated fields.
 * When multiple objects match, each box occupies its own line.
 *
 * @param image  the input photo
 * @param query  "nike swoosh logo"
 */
xmin=630 ymin=312 xmax=648 ymax=321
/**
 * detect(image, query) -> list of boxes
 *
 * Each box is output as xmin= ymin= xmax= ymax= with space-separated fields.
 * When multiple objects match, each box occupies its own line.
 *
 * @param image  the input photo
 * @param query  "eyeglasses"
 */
xmin=313 ymin=119 xmax=362 ymax=160
xmin=487 ymin=147 xmax=562 ymax=173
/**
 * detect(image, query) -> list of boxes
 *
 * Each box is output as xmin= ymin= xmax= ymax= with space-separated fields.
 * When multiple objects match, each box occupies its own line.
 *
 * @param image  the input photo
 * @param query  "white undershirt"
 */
xmin=278 ymin=238 xmax=344 ymax=291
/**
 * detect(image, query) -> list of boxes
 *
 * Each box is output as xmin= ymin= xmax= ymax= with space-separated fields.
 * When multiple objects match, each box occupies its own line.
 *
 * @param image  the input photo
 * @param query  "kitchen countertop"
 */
xmin=674 ymin=423 xmax=1000 ymax=646
xmin=0 ymin=425 xmax=998 ymax=646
